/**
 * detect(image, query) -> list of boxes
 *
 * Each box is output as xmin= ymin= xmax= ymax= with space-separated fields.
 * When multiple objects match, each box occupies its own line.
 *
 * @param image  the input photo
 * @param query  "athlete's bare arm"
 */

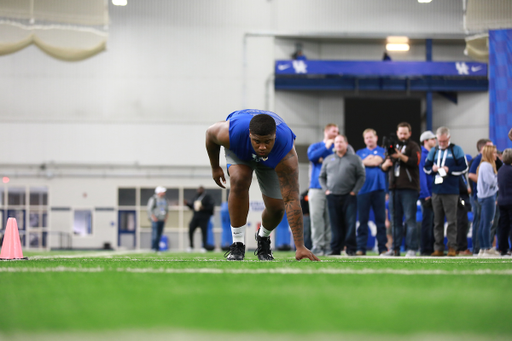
xmin=205 ymin=121 xmax=230 ymax=188
xmin=275 ymin=147 xmax=320 ymax=261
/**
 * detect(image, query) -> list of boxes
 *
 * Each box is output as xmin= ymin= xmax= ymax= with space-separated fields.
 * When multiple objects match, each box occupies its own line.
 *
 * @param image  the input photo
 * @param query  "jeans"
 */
xmin=303 ymin=214 xmax=312 ymax=250
xmin=327 ymin=193 xmax=357 ymax=254
xmin=151 ymin=220 xmax=165 ymax=251
xmin=478 ymin=194 xmax=496 ymax=250
xmin=308 ymin=189 xmax=331 ymax=253
xmin=470 ymin=196 xmax=481 ymax=254
xmin=357 ymin=190 xmax=387 ymax=253
xmin=497 ymin=205 xmax=512 ymax=254
xmin=420 ymin=198 xmax=435 ymax=254
xmin=389 ymin=189 xmax=419 ymax=251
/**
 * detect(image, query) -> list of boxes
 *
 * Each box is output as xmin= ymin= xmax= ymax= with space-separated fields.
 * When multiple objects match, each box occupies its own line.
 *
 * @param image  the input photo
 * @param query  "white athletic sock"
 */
xmin=258 ymin=225 xmax=272 ymax=238
xmin=231 ymin=225 xmax=246 ymax=244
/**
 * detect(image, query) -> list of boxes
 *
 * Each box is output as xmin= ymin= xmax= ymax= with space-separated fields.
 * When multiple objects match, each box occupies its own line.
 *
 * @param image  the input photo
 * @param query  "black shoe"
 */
xmin=346 ymin=250 xmax=356 ymax=256
xmin=254 ymin=233 xmax=274 ymax=261
xmin=327 ymin=251 xmax=341 ymax=256
xmin=224 ymin=242 xmax=245 ymax=261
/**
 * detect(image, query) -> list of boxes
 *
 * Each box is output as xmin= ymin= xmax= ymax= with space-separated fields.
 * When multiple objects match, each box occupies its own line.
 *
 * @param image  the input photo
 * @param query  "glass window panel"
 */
xmin=0 ymin=188 xmax=4 ymax=206
xmin=118 ymin=188 xmax=136 ymax=206
xmin=73 ymin=210 xmax=92 ymax=236
xmin=8 ymin=187 xmax=25 ymax=206
xmin=165 ymin=189 xmax=179 ymax=206
xmin=119 ymin=211 xmax=136 ymax=231
xmin=208 ymin=189 xmax=222 ymax=206
xmin=29 ymin=187 xmax=48 ymax=206
xmin=185 ymin=188 xmax=222 ymax=206
xmin=7 ymin=209 xmax=25 ymax=230
xmin=29 ymin=211 xmax=47 ymax=228
xmin=140 ymin=188 xmax=155 ymax=206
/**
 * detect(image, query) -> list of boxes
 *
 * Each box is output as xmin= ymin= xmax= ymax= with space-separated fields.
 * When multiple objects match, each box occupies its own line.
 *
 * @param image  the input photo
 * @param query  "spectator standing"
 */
xmin=477 ymin=145 xmax=499 ymax=257
xmin=147 ymin=186 xmax=169 ymax=252
xmin=355 ymin=129 xmax=388 ymax=255
xmin=424 ymin=127 xmax=468 ymax=257
xmin=457 ymin=161 xmax=473 ymax=256
xmin=307 ymin=123 xmax=339 ymax=256
xmin=185 ymin=186 xmax=215 ymax=252
xmin=319 ymin=135 xmax=365 ymax=256
xmin=468 ymin=139 xmax=502 ymax=254
xmin=497 ymin=149 xmax=512 ymax=256
xmin=418 ymin=130 xmax=437 ymax=256
xmin=380 ymin=122 xmax=421 ymax=257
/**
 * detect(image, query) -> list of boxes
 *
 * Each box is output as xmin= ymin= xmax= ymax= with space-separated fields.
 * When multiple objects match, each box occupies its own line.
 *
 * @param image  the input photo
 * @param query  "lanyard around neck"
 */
xmin=436 ymin=148 xmax=448 ymax=168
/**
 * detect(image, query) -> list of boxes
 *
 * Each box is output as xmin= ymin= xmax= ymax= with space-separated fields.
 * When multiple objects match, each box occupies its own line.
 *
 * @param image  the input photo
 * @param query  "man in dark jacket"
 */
xmin=380 ymin=122 xmax=421 ymax=257
xmin=185 ymin=186 xmax=214 ymax=252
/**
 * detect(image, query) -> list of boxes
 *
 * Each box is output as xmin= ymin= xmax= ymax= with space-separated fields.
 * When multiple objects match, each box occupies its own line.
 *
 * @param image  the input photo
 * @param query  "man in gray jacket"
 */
xmin=147 ymin=186 xmax=169 ymax=252
xmin=319 ymin=135 xmax=365 ymax=256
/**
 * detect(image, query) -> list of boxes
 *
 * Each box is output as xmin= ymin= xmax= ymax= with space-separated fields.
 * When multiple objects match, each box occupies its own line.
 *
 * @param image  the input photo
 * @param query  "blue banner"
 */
xmin=275 ymin=60 xmax=488 ymax=77
xmin=489 ymin=29 xmax=512 ymax=151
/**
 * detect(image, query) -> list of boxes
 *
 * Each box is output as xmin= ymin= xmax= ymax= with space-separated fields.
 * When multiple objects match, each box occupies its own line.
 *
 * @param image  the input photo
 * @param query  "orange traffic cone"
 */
xmin=0 ymin=218 xmax=28 ymax=260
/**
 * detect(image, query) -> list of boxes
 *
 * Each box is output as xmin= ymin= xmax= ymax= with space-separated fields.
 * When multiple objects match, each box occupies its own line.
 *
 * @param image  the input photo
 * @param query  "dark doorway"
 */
xmin=345 ymin=98 xmax=421 ymax=152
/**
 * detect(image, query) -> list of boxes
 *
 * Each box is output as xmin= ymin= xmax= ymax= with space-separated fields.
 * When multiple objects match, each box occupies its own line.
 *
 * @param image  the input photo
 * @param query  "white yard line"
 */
xmin=1 ymin=266 xmax=512 ymax=275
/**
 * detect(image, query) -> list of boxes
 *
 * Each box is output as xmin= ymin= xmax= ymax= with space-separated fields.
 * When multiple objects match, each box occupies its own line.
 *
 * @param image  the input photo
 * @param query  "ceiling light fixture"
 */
xmin=112 ymin=0 xmax=127 ymax=6
xmin=386 ymin=36 xmax=410 ymax=52
xmin=418 ymin=0 xmax=432 ymax=3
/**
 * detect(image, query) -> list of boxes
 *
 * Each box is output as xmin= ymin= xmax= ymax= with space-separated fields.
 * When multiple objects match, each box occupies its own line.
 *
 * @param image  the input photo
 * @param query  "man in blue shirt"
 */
xmin=424 ymin=127 xmax=468 ymax=256
xmin=205 ymin=109 xmax=319 ymax=262
xmin=307 ymin=123 xmax=339 ymax=256
xmin=418 ymin=130 xmax=437 ymax=256
xmin=356 ymin=129 xmax=388 ymax=255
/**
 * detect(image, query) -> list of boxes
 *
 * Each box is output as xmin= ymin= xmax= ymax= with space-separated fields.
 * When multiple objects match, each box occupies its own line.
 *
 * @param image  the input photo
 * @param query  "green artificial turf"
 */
xmin=1 ymin=251 xmax=511 ymax=339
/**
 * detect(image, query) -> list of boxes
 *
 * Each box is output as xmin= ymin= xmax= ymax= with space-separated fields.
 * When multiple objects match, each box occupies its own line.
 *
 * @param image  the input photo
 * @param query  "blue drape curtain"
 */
xmin=489 ymin=29 xmax=512 ymax=151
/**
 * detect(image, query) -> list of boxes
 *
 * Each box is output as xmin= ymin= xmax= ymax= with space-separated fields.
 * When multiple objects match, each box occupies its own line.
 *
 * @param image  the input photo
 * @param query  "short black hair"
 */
xmin=249 ymin=114 xmax=276 ymax=136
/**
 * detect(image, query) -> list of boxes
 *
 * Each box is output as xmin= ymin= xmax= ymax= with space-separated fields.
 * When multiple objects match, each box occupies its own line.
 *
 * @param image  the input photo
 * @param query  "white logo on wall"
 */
xmin=292 ymin=60 xmax=307 ymax=74
xmin=471 ymin=66 xmax=482 ymax=72
xmin=277 ymin=64 xmax=291 ymax=71
xmin=455 ymin=62 xmax=469 ymax=75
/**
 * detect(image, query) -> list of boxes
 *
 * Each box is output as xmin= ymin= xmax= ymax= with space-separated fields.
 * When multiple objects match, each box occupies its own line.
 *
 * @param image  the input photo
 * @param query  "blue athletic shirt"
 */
xmin=356 ymin=146 xmax=387 ymax=195
xmin=226 ymin=109 xmax=296 ymax=169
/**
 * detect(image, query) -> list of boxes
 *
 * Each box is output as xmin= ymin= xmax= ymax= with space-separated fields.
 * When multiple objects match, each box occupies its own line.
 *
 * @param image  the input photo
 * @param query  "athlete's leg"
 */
xmin=261 ymin=194 xmax=285 ymax=231
xmin=227 ymin=164 xmax=253 ymax=227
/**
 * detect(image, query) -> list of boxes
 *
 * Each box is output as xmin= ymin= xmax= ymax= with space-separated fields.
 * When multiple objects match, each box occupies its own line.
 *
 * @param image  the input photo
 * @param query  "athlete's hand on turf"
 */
xmin=295 ymin=246 xmax=320 ymax=261
xmin=212 ymin=166 xmax=226 ymax=189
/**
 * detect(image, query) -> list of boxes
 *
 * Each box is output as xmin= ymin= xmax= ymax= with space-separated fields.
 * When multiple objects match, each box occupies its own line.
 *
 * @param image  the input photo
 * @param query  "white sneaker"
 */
xmin=186 ymin=247 xmax=193 ymax=253
xmin=405 ymin=250 xmax=417 ymax=257
xmin=488 ymin=247 xmax=500 ymax=256
xmin=380 ymin=250 xmax=395 ymax=257
xmin=477 ymin=249 xmax=484 ymax=257
xmin=200 ymin=248 xmax=207 ymax=253
xmin=480 ymin=249 xmax=494 ymax=257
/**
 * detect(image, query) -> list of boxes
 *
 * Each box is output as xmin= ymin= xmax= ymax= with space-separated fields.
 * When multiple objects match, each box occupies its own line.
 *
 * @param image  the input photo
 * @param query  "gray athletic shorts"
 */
xmin=225 ymin=149 xmax=282 ymax=200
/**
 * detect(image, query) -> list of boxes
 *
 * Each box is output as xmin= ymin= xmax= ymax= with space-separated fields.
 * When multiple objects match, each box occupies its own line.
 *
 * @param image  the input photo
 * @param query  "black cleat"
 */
xmin=224 ymin=242 xmax=245 ymax=261
xmin=254 ymin=233 xmax=274 ymax=261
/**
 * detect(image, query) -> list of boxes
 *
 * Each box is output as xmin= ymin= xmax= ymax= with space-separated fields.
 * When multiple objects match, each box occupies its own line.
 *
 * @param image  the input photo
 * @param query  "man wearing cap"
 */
xmin=418 ymin=130 xmax=437 ymax=255
xmin=147 ymin=186 xmax=169 ymax=252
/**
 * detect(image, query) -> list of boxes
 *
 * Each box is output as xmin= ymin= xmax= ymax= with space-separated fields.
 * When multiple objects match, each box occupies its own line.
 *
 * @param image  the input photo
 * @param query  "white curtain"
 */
xmin=0 ymin=0 xmax=108 ymax=61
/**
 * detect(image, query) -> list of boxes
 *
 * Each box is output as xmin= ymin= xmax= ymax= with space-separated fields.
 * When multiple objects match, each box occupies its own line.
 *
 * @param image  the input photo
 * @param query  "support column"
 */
xmin=426 ymin=39 xmax=433 ymax=131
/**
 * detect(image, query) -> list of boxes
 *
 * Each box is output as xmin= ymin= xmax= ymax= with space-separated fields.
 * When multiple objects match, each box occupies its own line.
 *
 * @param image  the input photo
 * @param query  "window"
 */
xmin=118 ymin=188 xmax=136 ymax=206
xmin=8 ymin=187 xmax=25 ymax=205
xmin=73 ymin=210 xmax=92 ymax=236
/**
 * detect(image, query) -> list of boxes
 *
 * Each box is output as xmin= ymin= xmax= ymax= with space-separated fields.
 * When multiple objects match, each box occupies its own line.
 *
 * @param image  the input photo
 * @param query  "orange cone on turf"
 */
xmin=0 ymin=218 xmax=28 ymax=260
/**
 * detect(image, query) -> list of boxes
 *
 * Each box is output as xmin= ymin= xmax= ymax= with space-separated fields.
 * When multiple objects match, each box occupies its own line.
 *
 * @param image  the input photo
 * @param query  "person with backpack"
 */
xmin=147 ymin=186 xmax=169 ymax=252
xmin=424 ymin=127 xmax=468 ymax=256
